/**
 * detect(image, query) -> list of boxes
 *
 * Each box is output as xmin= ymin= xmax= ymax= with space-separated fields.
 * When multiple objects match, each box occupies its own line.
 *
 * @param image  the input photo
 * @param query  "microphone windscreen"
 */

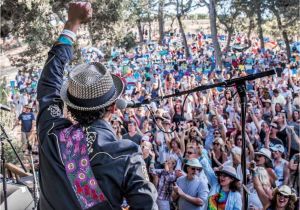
xmin=116 ymin=98 xmax=127 ymax=110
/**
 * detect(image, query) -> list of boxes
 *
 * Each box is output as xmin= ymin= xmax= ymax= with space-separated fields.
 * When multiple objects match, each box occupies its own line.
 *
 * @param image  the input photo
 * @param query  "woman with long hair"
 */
xmin=254 ymin=179 xmax=297 ymax=210
xmin=254 ymin=148 xmax=277 ymax=187
xmin=211 ymin=137 xmax=228 ymax=169
xmin=202 ymin=164 xmax=242 ymax=210
xmin=248 ymin=166 xmax=273 ymax=209
xmin=289 ymin=153 xmax=300 ymax=196
xmin=270 ymin=144 xmax=290 ymax=187
xmin=167 ymin=137 xmax=184 ymax=170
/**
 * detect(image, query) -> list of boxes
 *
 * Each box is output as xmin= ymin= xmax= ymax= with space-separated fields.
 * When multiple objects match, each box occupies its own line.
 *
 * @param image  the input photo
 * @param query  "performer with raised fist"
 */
xmin=37 ymin=2 xmax=157 ymax=210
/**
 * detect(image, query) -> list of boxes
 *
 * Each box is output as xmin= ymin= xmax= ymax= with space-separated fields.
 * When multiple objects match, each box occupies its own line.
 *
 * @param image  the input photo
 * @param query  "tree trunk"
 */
xmin=247 ymin=18 xmax=254 ymax=47
xmin=88 ymin=22 xmax=94 ymax=45
xmin=137 ymin=19 xmax=143 ymax=43
xmin=170 ymin=17 xmax=176 ymax=31
xmin=158 ymin=0 xmax=164 ymax=45
xmin=177 ymin=15 xmax=190 ymax=58
xmin=273 ymin=8 xmax=291 ymax=58
xmin=256 ymin=2 xmax=264 ymax=50
xmin=148 ymin=20 xmax=152 ymax=41
xmin=225 ymin=29 xmax=233 ymax=52
xmin=282 ymin=30 xmax=291 ymax=59
xmin=209 ymin=0 xmax=222 ymax=70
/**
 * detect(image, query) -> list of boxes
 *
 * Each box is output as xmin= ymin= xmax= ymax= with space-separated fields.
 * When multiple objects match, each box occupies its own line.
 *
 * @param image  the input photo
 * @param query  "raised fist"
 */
xmin=68 ymin=2 xmax=92 ymax=24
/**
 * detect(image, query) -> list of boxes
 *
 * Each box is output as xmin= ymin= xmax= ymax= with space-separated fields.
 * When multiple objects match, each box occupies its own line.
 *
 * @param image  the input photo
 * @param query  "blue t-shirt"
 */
xmin=177 ymin=176 xmax=209 ymax=210
xmin=18 ymin=112 xmax=35 ymax=132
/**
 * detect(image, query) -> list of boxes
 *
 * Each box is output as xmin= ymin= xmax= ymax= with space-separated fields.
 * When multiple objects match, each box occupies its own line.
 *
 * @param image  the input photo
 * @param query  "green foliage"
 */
xmin=117 ymin=32 xmax=137 ymax=50
xmin=1 ymin=0 xmax=124 ymax=67
xmin=3 ymin=140 xmax=25 ymax=165
xmin=88 ymin=0 xmax=123 ymax=44
xmin=0 ymin=78 xmax=8 ymax=105
xmin=1 ymin=0 xmax=300 ymax=69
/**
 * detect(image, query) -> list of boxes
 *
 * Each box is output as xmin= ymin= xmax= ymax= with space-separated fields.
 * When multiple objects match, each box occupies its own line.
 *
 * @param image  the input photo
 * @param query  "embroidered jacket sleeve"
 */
xmin=123 ymin=152 xmax=158 ymax=210
xmin=37 ymin=44 xmax=73 ymax=142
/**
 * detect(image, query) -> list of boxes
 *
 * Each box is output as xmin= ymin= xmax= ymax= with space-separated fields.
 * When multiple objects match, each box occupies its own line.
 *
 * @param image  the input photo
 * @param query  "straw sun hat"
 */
xmin=60 ymin=62 xmax=124 ymax=111
xmin=273 ymin=185 xmax=297 ymax=202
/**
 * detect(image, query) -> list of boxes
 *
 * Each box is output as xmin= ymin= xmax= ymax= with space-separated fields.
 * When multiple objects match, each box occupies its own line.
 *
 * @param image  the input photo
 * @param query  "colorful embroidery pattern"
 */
xmin=208 ymin=190 xmax=228 ymax=210
xmin=59 ymin=125 xmax=106 ymax=209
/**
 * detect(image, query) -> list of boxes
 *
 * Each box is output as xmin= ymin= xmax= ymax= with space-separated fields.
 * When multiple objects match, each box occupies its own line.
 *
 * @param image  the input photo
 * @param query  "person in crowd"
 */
xmin=275 ymin=111 xmax=292 ymax=158
xmin=211 ymin=137 xmax=228 ymax=169
xmin=261 ymin=99 xmax=273 ymax=122
xmin=142 ymin=140 xmax=156 ymax=180
xmin=155 ymin=117 xmax=172 ymax=167
xmin=122 ymin=120 xmax=143 ymax=145
xmin=204 ymin=114 xmax=227 ymax=150
xmin=248 ymin=166 xmax=273 ymax=209
xmin=202 ymin=163 xmax=242 ymax=210
xmin=254 ymin=181 xmax=297 ymax=210
xmin=172 ymin=158 xmax=209 ymax=210
xmin=254 ymin=148 xmax=277 ymax=187
xmin=272 ymin=89 xmax=286 ymax=108
xmin=14 ymin=105 xmax=35 ymax=150
xmin=36 ymin=3 xmax=157 ymax=209
xmin=289 ymin=153 xmax=300 ymax=196
xmin=167 ymin=137 xmax=184 ymax=170
xmin=264 ymin=122 xmax=284 ymax=148
xmin=111 ymin=115 xmax=125 ymax=139
xmin=150 ymin=157 xmax=177 ymax=210
xmin=270 ymin=144 xmax=290 ymax=187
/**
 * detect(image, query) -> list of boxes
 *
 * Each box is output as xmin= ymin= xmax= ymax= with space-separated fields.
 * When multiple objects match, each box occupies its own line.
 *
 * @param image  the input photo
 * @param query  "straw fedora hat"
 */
xmin=60 ymin=62 xmax=124 ymax=111
xmin=273 ymin=185 xmax=297 ymax=202
xmin=215 ymin=165 xmax=240 ymax=181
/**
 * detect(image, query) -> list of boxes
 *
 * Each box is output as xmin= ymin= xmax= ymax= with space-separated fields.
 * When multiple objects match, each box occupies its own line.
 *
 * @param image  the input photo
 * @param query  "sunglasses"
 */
xmin=190 ymin=167 xmax=201 ymax=172
xmin=278 ymin=192 xmax=289 ymax=199
xmin=218 ymin=173 xmax=230 ymax=178
xmin=237 ymin=138 xmax=242 ymax=141
xmin=213 ymin=142 xmax=220 ymax=145
xmin=186 ymin=151 xmax=194 ymax=155
xmin=214 ymin=132 xmax=220 ymax=135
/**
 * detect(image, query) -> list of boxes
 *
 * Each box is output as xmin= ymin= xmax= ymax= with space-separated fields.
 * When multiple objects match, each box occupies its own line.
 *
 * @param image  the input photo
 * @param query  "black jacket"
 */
xmin=37 ymin=44 xmax=157 ymax=210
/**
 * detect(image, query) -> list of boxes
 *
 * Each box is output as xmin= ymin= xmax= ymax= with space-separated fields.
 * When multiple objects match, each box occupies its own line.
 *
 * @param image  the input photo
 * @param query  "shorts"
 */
xmin=21 ymin=132 xmax=30 ymax=144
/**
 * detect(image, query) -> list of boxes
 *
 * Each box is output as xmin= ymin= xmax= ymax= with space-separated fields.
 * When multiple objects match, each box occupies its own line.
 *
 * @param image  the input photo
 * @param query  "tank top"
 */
xmin=212 ymin=153 xmax=224 ymax=168
xmin=277 ymin=127 xmax=288 ymax=148
xmin=273 ymin=159 xmax=288 ymax=187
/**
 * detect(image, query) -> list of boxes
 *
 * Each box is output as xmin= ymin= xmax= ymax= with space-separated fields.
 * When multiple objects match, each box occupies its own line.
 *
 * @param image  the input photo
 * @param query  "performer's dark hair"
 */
xmin=67 ymin=106 xmax=108 ymax=126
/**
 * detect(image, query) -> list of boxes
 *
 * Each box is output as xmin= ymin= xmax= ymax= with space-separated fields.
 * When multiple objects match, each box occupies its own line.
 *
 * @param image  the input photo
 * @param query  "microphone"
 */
xmin=116 ymin=98 xmax=149 ymax=109
xmin=0 ymin=104 xmax=11 ymax=112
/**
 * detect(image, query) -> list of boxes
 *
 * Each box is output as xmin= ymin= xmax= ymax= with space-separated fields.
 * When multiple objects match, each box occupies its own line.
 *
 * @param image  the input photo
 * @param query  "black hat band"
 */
xmin=67 ymin=85 xmax=116 ymax=108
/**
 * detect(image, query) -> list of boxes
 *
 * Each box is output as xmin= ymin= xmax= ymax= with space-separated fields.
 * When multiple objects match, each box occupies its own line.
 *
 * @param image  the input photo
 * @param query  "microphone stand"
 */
xmin=27 ymin=142 xmax=39 ymax=209
xmin=235 ymin=81 xmax=248 ymax=209
xmin=152 ymin=70 xmax=276 ymax=210
xmin=0 ymin=123 xmax=28 ymax=210
xmin=1 ymin=132 xmax=8 ymax=210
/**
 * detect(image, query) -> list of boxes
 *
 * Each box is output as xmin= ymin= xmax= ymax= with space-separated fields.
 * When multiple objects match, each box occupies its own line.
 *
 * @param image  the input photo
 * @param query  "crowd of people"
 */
xmin=2 ymin=21 xmax=300 ymax=210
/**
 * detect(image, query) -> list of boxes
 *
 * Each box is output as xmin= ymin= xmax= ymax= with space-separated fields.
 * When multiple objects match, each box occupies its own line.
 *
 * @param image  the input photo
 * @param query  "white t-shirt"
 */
xmin=156 ymin=132 xmax=168 ymax=164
